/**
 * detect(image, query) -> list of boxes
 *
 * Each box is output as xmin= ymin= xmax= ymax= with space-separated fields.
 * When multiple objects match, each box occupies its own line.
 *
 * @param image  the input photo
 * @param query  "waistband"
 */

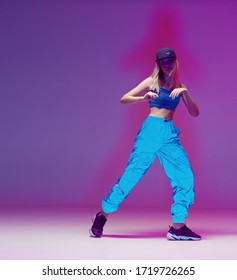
xmin=146 ymin=115 xmax=173 ymax=123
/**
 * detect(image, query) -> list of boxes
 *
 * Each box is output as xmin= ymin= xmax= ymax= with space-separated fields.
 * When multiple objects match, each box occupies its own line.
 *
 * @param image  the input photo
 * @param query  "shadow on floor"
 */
xmin=103 ymin=230 xmax=167 ymax=239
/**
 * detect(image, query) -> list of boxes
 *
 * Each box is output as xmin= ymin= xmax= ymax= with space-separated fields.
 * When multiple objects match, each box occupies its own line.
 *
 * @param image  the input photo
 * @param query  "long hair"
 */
xmin=150 ymin=60 xmax=179 ymax=91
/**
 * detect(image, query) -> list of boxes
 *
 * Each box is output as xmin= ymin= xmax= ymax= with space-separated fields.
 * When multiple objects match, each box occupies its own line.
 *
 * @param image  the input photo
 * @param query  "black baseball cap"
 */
xmin=155 ymin=48 xmax=176 ymax=62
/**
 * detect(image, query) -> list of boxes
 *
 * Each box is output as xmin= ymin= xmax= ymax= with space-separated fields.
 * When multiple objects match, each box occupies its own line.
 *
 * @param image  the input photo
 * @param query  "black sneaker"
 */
xmin=167 ymin=225 xmax=201 ymax=241
xmin=89 ymin=212 xmax=107 ymax=238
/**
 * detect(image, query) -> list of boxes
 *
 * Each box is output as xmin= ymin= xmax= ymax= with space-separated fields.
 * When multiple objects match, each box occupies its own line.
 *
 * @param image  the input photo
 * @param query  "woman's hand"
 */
xmin=169 ymin=87 xmax=187 ymax=99
xmin=143 ymin=91 xmax=158 ymax=101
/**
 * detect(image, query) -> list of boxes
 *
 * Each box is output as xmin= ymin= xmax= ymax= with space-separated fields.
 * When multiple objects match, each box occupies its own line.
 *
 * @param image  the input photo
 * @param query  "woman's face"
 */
xmin=158 ymin=58 xmax=176 ymax=75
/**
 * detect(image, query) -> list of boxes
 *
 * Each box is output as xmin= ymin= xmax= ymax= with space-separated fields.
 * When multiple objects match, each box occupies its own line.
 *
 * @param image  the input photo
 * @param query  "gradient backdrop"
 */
xmin=0 ymin=0 xmax=237 ymax=212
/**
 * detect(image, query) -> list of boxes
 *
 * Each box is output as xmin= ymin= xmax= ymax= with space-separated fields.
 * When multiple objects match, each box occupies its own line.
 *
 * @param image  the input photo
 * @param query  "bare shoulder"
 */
xmin=132 ymin=76 xmax=153 ymax=92
xmin=140 ymin=76 xmax=153 ymax=88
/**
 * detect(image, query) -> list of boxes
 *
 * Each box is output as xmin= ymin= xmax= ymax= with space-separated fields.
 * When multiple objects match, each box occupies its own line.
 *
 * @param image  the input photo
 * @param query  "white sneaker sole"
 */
xmin=89 ymin=228 xmax=102 ymax=238
xmin=167 ymin=232 xmax=201 ymax=241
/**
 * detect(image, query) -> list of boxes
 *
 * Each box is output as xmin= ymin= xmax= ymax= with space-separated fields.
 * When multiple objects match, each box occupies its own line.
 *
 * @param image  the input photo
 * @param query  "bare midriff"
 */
xmin=149 ymin=107 xmax=174 ymax=120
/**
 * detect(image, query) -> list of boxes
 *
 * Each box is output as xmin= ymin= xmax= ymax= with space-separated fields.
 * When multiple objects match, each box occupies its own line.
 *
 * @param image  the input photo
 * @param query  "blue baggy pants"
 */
xmin=102 ymin=116 xmax=195 ymax=223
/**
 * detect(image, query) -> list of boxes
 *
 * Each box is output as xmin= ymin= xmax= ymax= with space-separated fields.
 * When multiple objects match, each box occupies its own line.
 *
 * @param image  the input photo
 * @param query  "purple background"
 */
xmin=0 ymin=0 xmax=237 ymax=210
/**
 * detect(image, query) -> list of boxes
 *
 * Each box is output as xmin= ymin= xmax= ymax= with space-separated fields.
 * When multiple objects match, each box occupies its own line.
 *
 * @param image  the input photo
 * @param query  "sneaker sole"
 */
xmin=89 ymin=228 xmax=102 ymax=238
xmin=167 ymin=232 xmax=201 ymax=241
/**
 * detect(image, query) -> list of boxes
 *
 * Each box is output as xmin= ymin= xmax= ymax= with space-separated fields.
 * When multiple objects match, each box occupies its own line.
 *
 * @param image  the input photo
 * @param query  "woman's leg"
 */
xmin=102 ymin=143 xmax=156 ymax=214
xmin=157 ymin=143 xmax=195 ymax=224
xmin=158 ymin=144 xmax=201 ymax=240
xmin=155 ymin=121 xmax=195 ymax=224
xmin=102 ymin=117 xmax=164 ymax=213
xmin=90 ymin=117 xmax=161 ymax=237
xmin=156 ymin=123 xmax=200 ymax=240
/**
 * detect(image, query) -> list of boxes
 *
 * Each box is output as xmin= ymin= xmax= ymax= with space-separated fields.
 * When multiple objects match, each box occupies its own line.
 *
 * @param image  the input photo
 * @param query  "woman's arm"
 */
xmin=121 ymin=77 xmax=158 ymax=105
xmin=181 ymin=89 xmax=200 ymax=117
xmin=170 ymin=84 xmax=199 ymax=117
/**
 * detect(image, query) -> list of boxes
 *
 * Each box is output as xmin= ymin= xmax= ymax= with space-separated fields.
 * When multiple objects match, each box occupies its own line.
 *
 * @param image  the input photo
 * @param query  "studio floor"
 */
xmin=0 ymin=207 xmax=236 ymax=260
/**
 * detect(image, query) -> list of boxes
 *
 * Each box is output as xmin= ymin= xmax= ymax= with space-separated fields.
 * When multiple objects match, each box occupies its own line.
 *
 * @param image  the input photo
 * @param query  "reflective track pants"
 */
xmin=102 ymin=116 xmax=195 ymax=223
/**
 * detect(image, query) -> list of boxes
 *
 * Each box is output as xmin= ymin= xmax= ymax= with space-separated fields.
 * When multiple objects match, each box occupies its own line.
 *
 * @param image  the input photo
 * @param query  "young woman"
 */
xmin=90 ymin=48 xmax=201 ymax=240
